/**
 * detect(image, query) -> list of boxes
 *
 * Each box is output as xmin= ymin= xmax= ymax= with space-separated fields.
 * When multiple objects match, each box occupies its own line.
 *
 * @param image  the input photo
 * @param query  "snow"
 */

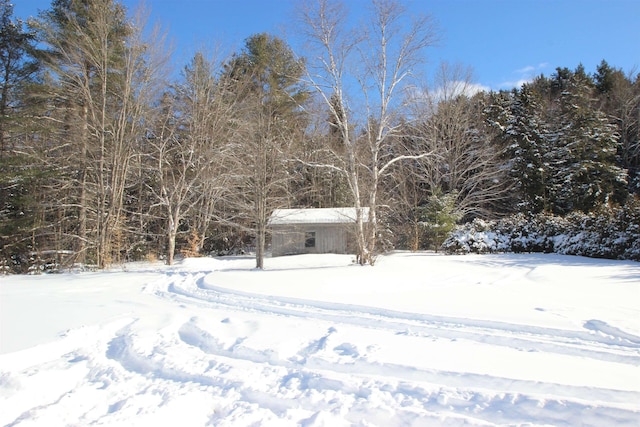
xmin=269 ymin=207 xmax=370 ymax=225
xmin=1 ymin=252 xmax=639 ymax=426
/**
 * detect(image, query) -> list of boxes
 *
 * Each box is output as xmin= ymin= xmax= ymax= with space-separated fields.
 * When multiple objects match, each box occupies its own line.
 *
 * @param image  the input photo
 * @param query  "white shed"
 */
xmin=268 ymin=207 xmax=369 ymax=256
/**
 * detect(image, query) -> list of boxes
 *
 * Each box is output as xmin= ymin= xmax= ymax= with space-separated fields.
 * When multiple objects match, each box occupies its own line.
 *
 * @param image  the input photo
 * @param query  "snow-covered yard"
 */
xmin=1 ymin=252 xmax=639 ymax=426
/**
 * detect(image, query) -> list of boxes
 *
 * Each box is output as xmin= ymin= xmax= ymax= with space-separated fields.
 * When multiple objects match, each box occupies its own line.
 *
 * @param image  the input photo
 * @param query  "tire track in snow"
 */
xmin=101 ymin=314 xmax=640 ymax=427
xmin=156 ymin=268 xmax=640 ymax=367
xmin=5 ymin=257 xmax=638 ymax=426
xmin=138 ymin=270 xmax=640 ymax=411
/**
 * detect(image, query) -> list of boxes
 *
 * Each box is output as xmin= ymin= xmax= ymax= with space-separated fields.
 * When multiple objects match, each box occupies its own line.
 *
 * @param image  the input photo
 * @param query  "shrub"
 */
xmin=442 ymin=198 xmax=640 ymax=261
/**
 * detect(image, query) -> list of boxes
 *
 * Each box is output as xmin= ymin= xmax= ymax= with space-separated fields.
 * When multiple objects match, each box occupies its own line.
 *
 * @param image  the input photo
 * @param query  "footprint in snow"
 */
xmin=333 ymin=343 xmax=359 ymax=358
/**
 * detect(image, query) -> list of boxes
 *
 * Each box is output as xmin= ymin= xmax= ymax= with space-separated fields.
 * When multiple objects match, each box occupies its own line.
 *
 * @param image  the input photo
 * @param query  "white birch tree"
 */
xmin=299 ymin=0 xmax=438 ymax=264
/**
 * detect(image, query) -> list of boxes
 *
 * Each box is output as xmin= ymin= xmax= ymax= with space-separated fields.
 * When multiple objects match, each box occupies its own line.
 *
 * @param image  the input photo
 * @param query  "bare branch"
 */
xmin=378 ymin=151 xmax=436 ymax=177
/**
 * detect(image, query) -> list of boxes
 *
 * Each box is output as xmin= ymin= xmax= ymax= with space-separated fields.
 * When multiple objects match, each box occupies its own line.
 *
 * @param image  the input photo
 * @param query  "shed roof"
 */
xmin=269 ymin=207 xmax=370 ymax=225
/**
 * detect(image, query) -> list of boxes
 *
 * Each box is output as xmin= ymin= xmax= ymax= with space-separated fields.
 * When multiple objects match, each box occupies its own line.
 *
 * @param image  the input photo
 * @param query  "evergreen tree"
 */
xmin=594 ymin=59 xmax=616 ymax=94
xmin=0 ymin=0 xmax=37 ymax=156
xmin=420 ymin=189 xmax=461 ymax=251
xmin=0 ymin=0 xmax=41 ymax=272
xmin=505 ymin=84 xmax=550 ymax=213
xmin=548 ymin=68 xmax=627 ymax=213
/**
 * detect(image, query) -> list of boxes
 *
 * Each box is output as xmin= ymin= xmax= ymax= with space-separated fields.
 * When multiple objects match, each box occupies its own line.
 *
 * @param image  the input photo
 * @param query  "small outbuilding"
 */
xmin=268 ymin=207 xmax=369 ymax=257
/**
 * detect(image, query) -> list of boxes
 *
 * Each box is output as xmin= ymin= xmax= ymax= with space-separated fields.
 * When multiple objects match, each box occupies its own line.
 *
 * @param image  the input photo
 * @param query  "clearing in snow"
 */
xmin=1 ymin=252 xmax=639 ymax=426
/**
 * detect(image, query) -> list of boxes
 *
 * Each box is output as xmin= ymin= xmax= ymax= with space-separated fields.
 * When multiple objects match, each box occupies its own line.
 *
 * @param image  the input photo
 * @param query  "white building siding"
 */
xmin=269 ymin=208 xmax=369 ymax=257
xmin=271 ymin=224 xmax=349 ymax=256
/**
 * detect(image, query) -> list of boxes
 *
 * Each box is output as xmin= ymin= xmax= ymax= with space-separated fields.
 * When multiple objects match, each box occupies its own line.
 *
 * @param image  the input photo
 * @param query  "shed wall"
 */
xmin=271 ymin=224 xmax=351 ymax=256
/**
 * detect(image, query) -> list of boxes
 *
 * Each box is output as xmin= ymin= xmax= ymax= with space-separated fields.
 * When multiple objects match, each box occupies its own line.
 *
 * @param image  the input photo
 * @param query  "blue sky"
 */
xmin=14 ymin=0 xmax=639 ymax=91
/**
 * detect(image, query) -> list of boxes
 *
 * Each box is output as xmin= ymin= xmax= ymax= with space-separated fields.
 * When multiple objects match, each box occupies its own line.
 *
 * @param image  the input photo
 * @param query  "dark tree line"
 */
xmin=1 ymin=0 xmax=638 ymax=272
xmin=487 ymin=63 xmax=637 ymax=215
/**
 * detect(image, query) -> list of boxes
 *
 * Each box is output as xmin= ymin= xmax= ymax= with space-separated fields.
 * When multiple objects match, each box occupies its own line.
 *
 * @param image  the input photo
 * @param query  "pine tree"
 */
xmin=420 ymin=189 xmax=461 ymax=251
xmin=505 ymin=84 xmax=550 ymax=213
xmin=0 ymin=0 xmax=42 ymax=272
xmin=594 ymin=59 xmax=616 ymax=94
xmin=548 ymin=68 xmax=627 ymax=213
xmin=0 ymin=0 xmax=37 ymax=156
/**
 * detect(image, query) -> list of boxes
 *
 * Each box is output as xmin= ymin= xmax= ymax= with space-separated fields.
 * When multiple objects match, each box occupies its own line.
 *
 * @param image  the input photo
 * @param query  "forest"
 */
xmin=1 ymin=0 xmax=639 ymax=273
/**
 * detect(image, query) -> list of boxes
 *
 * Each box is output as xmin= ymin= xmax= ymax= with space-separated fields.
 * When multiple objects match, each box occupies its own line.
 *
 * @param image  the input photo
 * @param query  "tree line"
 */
xmin=1 ymin=0 xmax=638 ymax=272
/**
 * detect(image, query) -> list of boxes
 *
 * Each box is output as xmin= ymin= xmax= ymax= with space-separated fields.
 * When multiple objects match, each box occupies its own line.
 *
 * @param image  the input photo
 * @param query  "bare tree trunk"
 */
xmin=255 ymin=133 xmax=267 ymax=269
xmin=255 ymin=219 xmax=266 ymax=269
xmin=77 ymin=102 xmax=89 ymax=265
xmin=167 ymin=205 xmax=179 ymax=266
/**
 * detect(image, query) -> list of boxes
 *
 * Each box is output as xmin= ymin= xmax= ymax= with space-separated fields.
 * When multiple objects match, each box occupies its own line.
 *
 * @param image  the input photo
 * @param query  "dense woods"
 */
xmin=1 ymin=0 xmax=639 ymax=272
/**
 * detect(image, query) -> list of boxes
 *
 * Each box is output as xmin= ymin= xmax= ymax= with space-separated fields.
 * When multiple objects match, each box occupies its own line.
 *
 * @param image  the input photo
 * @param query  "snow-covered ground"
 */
xmin=1 ymin=252 xmax=639 ymax=426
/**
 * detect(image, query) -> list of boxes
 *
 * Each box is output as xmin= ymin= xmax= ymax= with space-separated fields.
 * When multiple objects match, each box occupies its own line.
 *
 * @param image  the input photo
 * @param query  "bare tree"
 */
xmin=31 ymin=0 xmax=165 ymax=267
xmin=605 ymin=68 xmax=640 ymax=193
xmin=295 ymin=96 xmax=351 ymax=208
xmin=177 ymin=51 xmax=236 ymax=255
xmin=221 ymin=34 xmax=307 ymax=269
xmin=298 ymin=0 xmax=438 ymax=264
xmin=101 ymin=5 xmax=170 ymax=266
xmin=405 ymin=63 xmax=512 ymax=220
xmin=224 ymin=97 xmax=296 ymax=269
xmin=146 ymin=51 xmax=235 ymax=265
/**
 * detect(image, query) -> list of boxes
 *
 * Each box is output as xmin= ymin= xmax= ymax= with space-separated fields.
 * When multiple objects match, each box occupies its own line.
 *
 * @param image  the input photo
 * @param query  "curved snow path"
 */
xmin=1 ymin=253 xmax=639 ymax=426
xmin=143 ymin=257 xmax=640 ymax=425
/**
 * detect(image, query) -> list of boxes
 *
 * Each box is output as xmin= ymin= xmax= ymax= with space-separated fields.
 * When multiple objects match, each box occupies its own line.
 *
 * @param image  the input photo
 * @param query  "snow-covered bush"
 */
xmin=443 ymin=199 xmax=640 ymax=261
xmin=442 ymin=218 xmax=510 ymax=254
